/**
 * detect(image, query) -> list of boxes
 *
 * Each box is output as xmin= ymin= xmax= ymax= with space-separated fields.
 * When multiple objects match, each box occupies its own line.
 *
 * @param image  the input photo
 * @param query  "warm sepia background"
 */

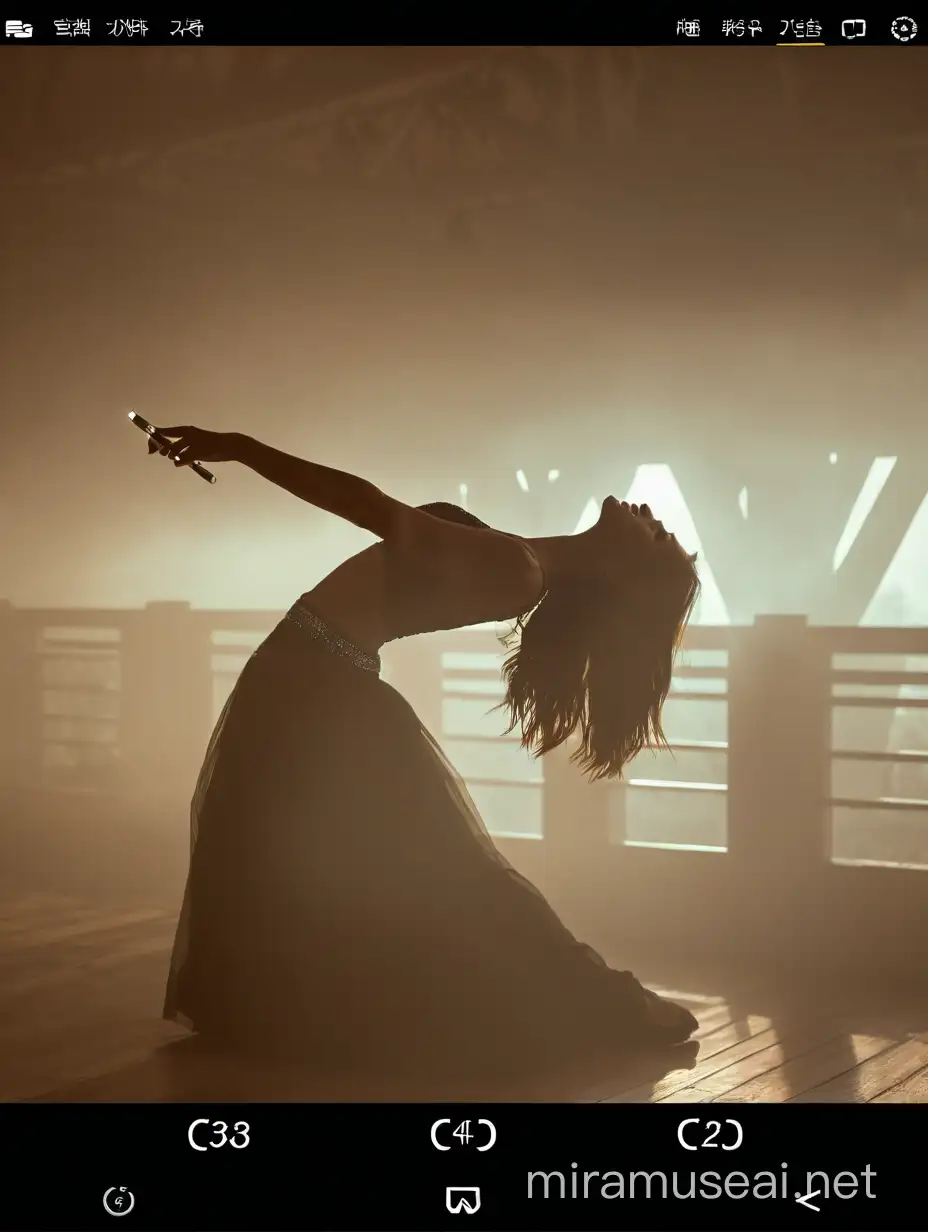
xmin=0 ymin=46 xmax=926 ymax=1110
xmin=2 ymin=47 xmax=926 ymax=613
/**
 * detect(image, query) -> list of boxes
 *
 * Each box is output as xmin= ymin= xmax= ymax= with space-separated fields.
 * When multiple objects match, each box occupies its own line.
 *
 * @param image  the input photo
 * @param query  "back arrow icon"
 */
xmin=795 ymin=1188 xmax=821 ymax=1212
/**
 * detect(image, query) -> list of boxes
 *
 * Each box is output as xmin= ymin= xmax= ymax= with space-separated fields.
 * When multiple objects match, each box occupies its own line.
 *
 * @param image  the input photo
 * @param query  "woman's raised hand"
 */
xmin=148 ymin=426 xmax=240 ymax=466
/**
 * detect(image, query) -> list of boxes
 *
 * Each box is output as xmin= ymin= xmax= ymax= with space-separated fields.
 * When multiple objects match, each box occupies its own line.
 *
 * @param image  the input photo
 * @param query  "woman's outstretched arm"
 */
xmin=235 ymin=435 xmax=397 ymax=538
xmin=155 ymin=427 xmax=545 ymax=611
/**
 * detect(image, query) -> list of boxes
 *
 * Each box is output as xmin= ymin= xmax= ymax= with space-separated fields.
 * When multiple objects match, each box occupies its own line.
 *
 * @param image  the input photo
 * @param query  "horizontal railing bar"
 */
xmin=41 ymin=717 xmax=121 ymax=734
xmin=832 ymin=748 xmax=928 ymax=765
xmin=442 ymin=686 xmax=731 ymax=704
xmin=199 ymin=615 xmax=280 ymax=627
xmin=458 ymin=776 xmax=542 ymax=789
xmin=672 ymin=628 xmax=733 ymax=650
xmin=626 ymin=778 xmax=728 ymax=793
xmin=831 ymin=696 xmax=928 ymax=710
xmin=12 ymin=609 xmax=285 ymax=628
xmin=622 ymin=839 xmax=729 ymax=855
xmin=830 ymin=795 xmax=928 ymax=813
xmin=41 ymin=737 xmax=119 ymax=744
xmin=441 ymin=735 xmax=730 ymax=754
xmin=4 ymin=611 xmax=926 ymax=651
xmin=440 ymin=733 xmax=522 ymax=745
xmin=37 ymin=645 xmax=121 ymax=655
xmin=37 ymin=781 xmax=122 ymax=792
xmin=812 ymin=626 xmax=928 ymax=653
xmin=40 ymin=684 xmax=118 ymax=693
xmin=12 ymin=610 xmax=142 ymax=627
xmin=435 ymin=627 xmax=734 ymax=653
xmin=667 ymin=690 xmax=729 ymax=703
xmin=439 ymin=666 xmax=505 ymax=678
xmin=669 ymin=665 xmax=730 ymax=679
xmin=442 ymin=689 xmax=504 ymax=702
xmin=831 ymin=856 xmax=928 ymax=872
xmin=385 ymin=624 xmax=928 ymax=656
xmin=442 ymin=663 xmax=730 ymax=681
xmin=664 ymin=739 xmax=729 ymax=752
xmin=832 ymin=669 xmax=928 ymax=687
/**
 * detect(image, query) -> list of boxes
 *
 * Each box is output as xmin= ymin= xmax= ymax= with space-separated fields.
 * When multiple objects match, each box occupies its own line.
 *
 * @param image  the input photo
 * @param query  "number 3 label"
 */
xmin=188 ymin=1119 xmax=250 ymax=1151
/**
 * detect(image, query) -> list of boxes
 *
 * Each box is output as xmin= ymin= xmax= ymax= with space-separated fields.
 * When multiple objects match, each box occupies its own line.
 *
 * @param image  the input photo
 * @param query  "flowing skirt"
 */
xmin=164 ymin=613 xmax=694 ymax=1075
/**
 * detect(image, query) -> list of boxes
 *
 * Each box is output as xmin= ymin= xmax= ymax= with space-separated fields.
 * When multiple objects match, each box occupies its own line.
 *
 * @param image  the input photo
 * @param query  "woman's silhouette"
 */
xmin=155 ymin=427 xmax=701 ymax=1076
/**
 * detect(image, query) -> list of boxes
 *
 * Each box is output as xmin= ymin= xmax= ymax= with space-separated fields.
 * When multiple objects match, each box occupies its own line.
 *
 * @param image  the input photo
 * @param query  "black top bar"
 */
xmin=0 ymin=14 xmax=922 ymax=46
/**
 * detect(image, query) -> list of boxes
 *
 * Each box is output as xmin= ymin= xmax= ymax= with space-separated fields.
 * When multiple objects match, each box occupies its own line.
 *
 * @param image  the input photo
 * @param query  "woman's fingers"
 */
xmin=147 ymin=425 xmax=214 ymax=466
xmin=147 ymin=426 xmax=197 ymax=461
xmin=154 ymin=439 xmax=186 ymax=460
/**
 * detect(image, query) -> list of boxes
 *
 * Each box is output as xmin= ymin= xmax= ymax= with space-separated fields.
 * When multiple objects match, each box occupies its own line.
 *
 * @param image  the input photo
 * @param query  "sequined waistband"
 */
xmin=283 ymin=602 xmax=381 ymax=674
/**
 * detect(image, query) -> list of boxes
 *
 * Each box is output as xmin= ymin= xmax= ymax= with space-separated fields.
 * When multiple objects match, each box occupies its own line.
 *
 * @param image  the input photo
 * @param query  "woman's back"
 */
xmin=305 ymin=501 xmax=540 ymax=651
xmin=305 ymin=538 xmax=529 ymax=653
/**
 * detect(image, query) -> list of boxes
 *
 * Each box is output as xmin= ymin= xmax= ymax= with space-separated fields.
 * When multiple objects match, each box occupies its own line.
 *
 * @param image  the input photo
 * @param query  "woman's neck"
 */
xmin=524 ymin=532 xmax=595 ymax=587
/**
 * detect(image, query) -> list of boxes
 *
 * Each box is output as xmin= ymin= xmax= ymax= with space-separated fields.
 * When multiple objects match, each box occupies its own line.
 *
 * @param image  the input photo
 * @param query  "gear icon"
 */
xmin=891 ymin=17 xmax=917 ymax=41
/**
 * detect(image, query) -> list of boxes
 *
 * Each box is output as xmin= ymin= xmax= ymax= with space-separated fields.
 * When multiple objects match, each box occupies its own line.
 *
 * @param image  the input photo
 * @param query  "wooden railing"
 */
xmin=2 ymin=601 xmax=927 ymax=972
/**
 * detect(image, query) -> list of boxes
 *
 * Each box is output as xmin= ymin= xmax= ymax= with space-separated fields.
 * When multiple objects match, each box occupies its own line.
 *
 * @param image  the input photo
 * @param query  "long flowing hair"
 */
xmin=419 ymin=502 xmax=700 ymax=781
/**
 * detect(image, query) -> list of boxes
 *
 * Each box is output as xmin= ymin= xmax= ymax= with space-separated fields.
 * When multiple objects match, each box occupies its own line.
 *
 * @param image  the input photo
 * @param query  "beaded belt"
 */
xmin=283 ymin=602 xmax=381 ymax=674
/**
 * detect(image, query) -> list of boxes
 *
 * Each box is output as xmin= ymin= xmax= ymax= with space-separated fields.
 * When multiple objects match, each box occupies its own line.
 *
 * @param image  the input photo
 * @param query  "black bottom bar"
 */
xmin=1 ymin=1103 xmax=920 ymax=1230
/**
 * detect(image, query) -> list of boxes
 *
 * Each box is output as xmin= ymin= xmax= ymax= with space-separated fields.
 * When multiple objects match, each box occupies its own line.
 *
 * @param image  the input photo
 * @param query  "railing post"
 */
xmin=120 ymin=602 xmax=214 ymax=809
xmin=381 ymin=633 xmax=444 ymax=738
xmin=0 ymin=601 xmax=40 ymax=799
xmin=727 ymin=615 xmax=831 ymax=890
xmin=542 ymin=735 xmax=611 ymax=936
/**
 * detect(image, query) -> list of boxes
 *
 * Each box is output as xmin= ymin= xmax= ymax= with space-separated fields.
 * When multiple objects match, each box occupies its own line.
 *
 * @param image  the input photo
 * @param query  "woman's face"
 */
xmin=598 ymin=496 xmax=669 ymax=552
xmin=589 ymin=497 xmax=695 ymax=592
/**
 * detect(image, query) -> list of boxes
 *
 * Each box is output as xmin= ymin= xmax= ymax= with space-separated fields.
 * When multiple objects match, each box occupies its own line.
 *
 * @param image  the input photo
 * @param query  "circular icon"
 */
xmin=891 ymin=16 xmax=917 ymax=41
xmin=103 ymin=1187 xmax=135 ymax=1217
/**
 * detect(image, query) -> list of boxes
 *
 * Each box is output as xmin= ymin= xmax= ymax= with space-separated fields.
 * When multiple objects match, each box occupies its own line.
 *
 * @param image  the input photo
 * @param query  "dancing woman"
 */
xmin=155 ymin=427 xmax=701 ymax=1074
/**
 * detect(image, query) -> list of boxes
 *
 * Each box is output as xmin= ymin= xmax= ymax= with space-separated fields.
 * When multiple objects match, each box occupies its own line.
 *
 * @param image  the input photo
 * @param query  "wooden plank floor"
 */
xmin=2 ymin=892 xmax=926 ymax=1104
